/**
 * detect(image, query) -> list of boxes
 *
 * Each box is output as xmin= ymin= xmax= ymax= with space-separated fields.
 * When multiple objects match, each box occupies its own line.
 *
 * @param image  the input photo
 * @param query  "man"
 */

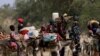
xmin=71 ymin=21 xmax=80 ymax=43
xmin=54 ymin=16 xmax=67 ymax=56
xmin=55 ymin=16 xmax=67 ymax=40
xmin=70 ymin=21 xmax=81 ymax=56
xmin=87 ymin=19 xmax=100 ymax=56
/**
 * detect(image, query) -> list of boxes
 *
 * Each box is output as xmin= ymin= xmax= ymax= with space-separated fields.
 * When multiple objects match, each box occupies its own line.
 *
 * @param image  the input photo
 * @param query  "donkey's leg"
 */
xmin=32 ymin=49 xmax=37 ymax=56
xmin=51 ymin=50 xmax=60 ymax=56
xmin=51 ymin=51 xmax=57 ymax=56
xmin=17 ymin=48 xmax=20 ymax=56
xmin=7 ymin=48 xmax=11 ymax=56
xmin=59 ymin=47 xmax=65 ymax=56
xmin=16 ymin=42 xmax=21 ymax=56
xmin=2 ymin=46 xmax=7 ymax=56
xmin=40 ymin=48 xmax=44 ymax=56
xmin=26 ymin=46 xmax=29 ymax=56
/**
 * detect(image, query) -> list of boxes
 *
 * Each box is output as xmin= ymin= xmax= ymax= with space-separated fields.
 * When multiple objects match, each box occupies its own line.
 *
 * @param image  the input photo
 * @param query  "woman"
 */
xmin=17 ymin=18 xmax=25 ymax=33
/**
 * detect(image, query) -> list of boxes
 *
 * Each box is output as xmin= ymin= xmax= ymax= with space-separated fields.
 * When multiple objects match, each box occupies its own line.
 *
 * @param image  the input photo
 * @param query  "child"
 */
xmin=9 ymin=25 xmax=19 ymax=50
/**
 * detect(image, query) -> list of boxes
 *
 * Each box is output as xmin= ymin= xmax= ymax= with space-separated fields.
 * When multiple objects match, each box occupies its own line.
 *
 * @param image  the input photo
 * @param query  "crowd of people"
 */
xmin=0 ymin=13 xmax=100 ymax=56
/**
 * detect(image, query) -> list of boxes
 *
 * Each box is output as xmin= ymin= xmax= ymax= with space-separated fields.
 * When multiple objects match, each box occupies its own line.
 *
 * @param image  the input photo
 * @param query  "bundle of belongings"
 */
xmin=42 ymin=33 xmax=60 ymax=49
xmin=20 ymin=26 xmax=39 ymax=40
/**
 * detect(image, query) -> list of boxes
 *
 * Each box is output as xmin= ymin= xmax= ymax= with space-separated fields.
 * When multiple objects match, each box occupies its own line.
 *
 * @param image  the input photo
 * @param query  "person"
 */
xmin=71 ymin=21 xmax=80 ymax=43
xmin=88 ymin=20 xmax=99 ymax=36
xmin=47 ymin=20 xmax=57 ymax=33
xmin=87 ymin=19 xmax=100 ymax=56
xmin=9 ymin=25 xmax=19 ymax=51
xmin=17 ymin=18 xmax=25 ymax=33
xmin=40 ymin=21 xmax=57 ymax=47
xmin=49 ymin=15 xmax=68 ymax=56
xmin=70 ymin=21 xmax=81 ymax=56
xmin=39 ymin=20 xmax=62 ymax=56
xmin=40 ymin=22 xmax=48 ymax=35
xmin=39 ymin=23 xmax=48 ymax=50
xmin=53 ymin=16 xmax=68 ymax=56
xmin=56 ymin=16 xmax=67 ymax=41
xmin=9 ymin=25 xmax=17 ymax=42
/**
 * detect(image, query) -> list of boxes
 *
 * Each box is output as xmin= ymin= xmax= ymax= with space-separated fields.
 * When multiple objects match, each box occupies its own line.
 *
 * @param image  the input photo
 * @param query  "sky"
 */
xmin=0 ymin=0 xmax=15 ymax=7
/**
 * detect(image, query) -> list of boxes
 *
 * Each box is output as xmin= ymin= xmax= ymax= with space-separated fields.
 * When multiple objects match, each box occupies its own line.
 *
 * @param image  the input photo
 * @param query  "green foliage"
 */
xmin=0 ymin=0 xmax=100 ymax=31
xmin=14 ymin=0 xmax=100 ymax=30
xmin=15 ymin=0 xmax=74 ymax=24
xmin=79 ymin=0 xmax=100 ymax=31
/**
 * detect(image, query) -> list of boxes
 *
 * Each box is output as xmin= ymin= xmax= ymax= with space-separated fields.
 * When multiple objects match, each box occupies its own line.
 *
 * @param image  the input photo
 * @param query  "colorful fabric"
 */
xmin=43 ymin=33 xmax=57 ymax=42
xmin=20 ymin=30 xmax=29 ymax=35
xmin=10 ymin=42 xmax=18 ymax=50
xmin=18 ymin=18 xmax=24 ymax=23
xmin=28 ymin=30 xmax=39 ymax=37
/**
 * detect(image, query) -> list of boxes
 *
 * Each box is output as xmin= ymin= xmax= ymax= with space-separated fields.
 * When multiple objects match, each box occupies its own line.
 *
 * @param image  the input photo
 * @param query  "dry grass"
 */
xmin=0 ymin=17 xmax=16 ymax=33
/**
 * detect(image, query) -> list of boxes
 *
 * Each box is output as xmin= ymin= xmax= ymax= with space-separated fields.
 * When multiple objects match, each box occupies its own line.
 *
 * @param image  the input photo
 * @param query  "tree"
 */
xmin=15 ymin=0 xmax=74 ymax=24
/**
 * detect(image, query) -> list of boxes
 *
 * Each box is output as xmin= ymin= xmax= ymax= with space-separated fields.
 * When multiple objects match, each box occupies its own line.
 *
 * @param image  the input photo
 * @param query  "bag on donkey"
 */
xmin=42 ymin=33 xmax=58 ymax=48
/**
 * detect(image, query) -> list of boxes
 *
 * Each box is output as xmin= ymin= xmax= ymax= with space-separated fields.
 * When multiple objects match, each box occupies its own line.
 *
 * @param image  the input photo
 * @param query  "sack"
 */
xmin=28 ymin=31 xmax=34 ymax=37
xmin=43 ymin=39 xmax=58 ymax=48
xmin=43 ymin=33 xmax=58 ymax=48
xmin=48 ymin=40 xmax=58 ymax=47
xmin=20 ymin=26 xmax=36 ymax=35
xmin=24 ymin=34 xmax=29 ymax=40
xmin=28 ymin=30 xmax=39 ymax=38
xmin=43 ymin=33 xmax=57 ymax=42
